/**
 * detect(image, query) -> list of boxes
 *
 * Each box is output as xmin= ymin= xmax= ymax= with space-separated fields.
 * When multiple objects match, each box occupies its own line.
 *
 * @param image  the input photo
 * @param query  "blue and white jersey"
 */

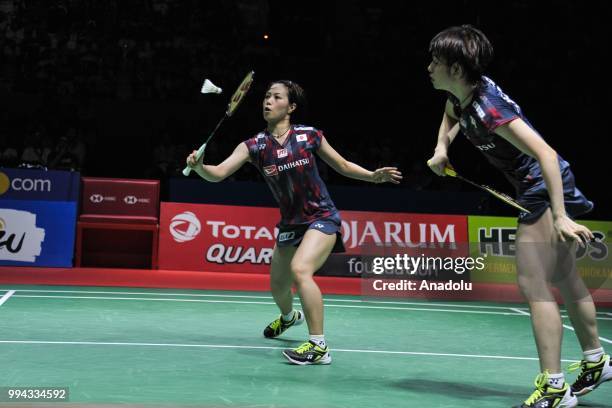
xmin=448 ymin=76 xmax=570 ymax=192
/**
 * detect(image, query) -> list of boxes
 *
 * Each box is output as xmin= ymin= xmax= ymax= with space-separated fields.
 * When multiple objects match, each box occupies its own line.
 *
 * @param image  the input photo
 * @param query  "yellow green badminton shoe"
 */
xmin=569 ymin=354 xmax=612 ymax=396
xmin=282 ymin=340 xmax=332 ymax=365
xmin=263 ymin=310 xmax=304 ymax=338
xmin=514 ymin=372 xmax=577 ymax=408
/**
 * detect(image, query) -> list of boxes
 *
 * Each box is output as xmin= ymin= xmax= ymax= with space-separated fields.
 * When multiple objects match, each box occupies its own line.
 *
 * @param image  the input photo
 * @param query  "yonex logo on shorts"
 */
xmin=278 ymin=232 xmax=295 ymax=242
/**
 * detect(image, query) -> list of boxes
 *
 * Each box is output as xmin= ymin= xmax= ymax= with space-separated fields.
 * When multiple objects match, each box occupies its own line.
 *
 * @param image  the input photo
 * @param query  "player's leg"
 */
xmin=515 ymin=208 xmax=577 ymax=407
xmin=516 ymin=209 xmax=562 ymax=372
xmin=282 ymin=228 xmax=336 ymax=365
xmin=554 ymin=242 xmax=611 ymax=396
xmin=263 ymin=245 xmax=305 ymax=338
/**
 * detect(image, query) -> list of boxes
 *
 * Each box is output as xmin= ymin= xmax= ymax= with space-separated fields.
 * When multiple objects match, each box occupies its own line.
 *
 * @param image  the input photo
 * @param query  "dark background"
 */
xmin=1 ymin=0 xmax=608 ymax=219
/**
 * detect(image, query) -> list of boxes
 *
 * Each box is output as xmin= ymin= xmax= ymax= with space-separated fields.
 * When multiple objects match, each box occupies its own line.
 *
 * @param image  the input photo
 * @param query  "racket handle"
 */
xmin=443 ymin=167 xmax=457 ymax=177
xmin=427 ymin=159 xmax=457 ymax=177
xmin=182 ymin=143 xmax=207 ymax=177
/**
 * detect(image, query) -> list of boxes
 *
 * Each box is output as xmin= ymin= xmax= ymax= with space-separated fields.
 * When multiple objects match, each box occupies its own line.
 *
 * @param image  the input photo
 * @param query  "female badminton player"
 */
xmin=426 ymin=25 xmax=610 ymax=407
xmin=187 ymin=80 xmax=402 ymax=365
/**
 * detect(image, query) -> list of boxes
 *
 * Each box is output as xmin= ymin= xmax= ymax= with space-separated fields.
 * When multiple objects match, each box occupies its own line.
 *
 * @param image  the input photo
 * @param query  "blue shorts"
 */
xmin=516 ymin=164 xmax=593 ymax=224
xmin=277 ymin=213 xmax=345 ymax=253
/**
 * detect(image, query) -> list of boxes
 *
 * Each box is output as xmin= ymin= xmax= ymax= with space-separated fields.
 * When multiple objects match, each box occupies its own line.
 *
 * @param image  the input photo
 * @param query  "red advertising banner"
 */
xmin=158 ymin=203 xmax=468 ymax=275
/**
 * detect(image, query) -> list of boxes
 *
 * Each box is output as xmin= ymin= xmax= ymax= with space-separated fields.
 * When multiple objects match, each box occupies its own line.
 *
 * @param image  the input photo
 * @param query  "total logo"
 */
xmin=89 ymin=194 xmax=116 ymax=203
xmin=0 ymin=171 xmax=52 ymax=196
xmin=123 ymin=195 xmax=151 ymax=205
xmin=169 ymin=212 xmax=202 ymax=243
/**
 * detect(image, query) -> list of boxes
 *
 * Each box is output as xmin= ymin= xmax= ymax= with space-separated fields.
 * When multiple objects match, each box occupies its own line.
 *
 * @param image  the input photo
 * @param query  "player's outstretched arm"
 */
xmin=186 ymin=142 xmax=250 ymax=182
xmin=317 ymin=136 xmax=402 ymax=184
xmin=496 ymin=119 xmax=594 ymax=245
xmin=428 ymin=102 xmax=459 ymax=176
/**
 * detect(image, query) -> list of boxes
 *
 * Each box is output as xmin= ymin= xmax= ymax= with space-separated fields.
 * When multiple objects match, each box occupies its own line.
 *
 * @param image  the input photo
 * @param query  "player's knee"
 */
xmin=290 ymin=262 xmax=314 ymax=285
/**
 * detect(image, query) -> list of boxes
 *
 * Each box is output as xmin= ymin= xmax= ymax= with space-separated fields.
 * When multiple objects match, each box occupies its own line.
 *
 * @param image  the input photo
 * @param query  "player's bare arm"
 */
xmin=317 ymin=136 xmax=402 ymax=184
xmin=186 ymin=142 xmax=250 ymax=183
xmin=495 ymin=119 xmax=594 ymax=244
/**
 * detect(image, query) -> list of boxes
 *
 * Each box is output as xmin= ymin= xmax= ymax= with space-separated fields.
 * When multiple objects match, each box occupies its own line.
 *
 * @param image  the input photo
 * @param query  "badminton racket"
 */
xmin=183 ymin=70 xmax=255 ymax=176
xmin=429 ymin=161 xmax=531 ymax=213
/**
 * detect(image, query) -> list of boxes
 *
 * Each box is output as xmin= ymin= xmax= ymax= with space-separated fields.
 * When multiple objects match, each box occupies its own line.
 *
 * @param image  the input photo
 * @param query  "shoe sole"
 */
xmin=560 ymin=394 xmax=578 ymax=408
xmin=282 ymin=351 xmax=332 ymax=365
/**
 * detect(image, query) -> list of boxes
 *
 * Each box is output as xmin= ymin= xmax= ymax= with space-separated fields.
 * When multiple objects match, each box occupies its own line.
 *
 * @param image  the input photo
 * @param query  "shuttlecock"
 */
xmin=201 ymin=79 xmax=222 ymax=94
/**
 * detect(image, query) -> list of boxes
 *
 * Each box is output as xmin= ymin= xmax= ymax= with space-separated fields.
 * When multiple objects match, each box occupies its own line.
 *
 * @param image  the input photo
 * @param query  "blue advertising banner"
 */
xmin=0 ymin=200 xmax=77 ymax=267
xmin=0 ymin=168 xmax=80 ymax=202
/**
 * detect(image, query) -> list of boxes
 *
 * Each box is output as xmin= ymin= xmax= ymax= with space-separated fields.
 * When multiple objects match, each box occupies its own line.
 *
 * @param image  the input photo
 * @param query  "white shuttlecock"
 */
xmin=201 ymin=79 xmax=222 ymax=94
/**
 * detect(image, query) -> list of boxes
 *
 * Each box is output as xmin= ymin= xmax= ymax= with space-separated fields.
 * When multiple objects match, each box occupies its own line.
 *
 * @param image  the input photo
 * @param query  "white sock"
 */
xmin=547 ymin=372 xmax=565 ymax=389
xmin=583 ymin=347 xmax=605 ymax=363
xmin=309 ymin=335 xmax=326 ymax=348
xmin=281 ymin=310 xmax=295 ymax=322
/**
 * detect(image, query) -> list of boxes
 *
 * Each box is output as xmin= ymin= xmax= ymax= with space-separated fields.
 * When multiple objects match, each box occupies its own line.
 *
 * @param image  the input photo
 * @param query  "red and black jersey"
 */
xmin=243 ymin=125 xmax=338 ymax=226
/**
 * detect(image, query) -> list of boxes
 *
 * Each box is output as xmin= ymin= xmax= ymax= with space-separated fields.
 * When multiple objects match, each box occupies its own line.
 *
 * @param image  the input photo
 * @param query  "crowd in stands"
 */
xmin=1 ymin=0 xmax=605 ymax=212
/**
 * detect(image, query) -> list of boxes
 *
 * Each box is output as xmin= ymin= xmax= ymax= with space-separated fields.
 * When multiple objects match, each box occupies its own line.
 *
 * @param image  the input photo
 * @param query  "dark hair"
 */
xmin=267 ymin=80 xmax=308 ymax=122
xmin=429 ymin=25 xmax=494 ymax=84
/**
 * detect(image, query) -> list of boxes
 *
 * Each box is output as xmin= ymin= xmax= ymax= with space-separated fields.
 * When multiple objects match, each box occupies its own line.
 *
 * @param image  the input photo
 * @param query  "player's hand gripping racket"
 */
xmin=183 ymin=70 xmax=255 ymax=176
xmin=428 ymin=160 xmax=531 ymax=214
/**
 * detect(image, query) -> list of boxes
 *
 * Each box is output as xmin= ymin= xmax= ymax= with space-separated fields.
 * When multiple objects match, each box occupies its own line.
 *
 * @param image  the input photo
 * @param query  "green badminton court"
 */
xmin=1 ymin=285 xmax=611 ymax=407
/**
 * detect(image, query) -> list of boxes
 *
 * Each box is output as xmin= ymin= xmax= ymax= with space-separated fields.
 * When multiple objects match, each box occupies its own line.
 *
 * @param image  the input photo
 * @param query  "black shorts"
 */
xmin=276 ymin=213 xmax=345 ymax=253
xmin=516 ymin=164 xmax=593 ymax=224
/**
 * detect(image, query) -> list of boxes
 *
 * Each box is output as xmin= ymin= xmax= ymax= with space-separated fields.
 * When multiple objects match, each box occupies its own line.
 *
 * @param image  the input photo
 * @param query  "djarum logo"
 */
xmin=0 ymin=209 xmax=46 ymax=262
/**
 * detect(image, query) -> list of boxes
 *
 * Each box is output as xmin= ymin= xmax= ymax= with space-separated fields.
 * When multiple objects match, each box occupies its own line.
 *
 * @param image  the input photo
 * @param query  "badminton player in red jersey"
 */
xmin=187 ymin=80 xmax=402 ymax=365
xmin=426 ymin=25 xmax=609 ymax=407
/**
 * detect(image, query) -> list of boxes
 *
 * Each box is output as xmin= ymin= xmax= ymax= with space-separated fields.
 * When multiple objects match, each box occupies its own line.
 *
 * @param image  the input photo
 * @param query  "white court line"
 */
xmin=0 ymin=288 xmax=524 ymax=310
xmin=0 ymin=290 xmax=15 ymax=307
xmin=0 ymin=339 xmax=580 ymax=363
xmin=511 ymin=308 xmax=530 ymax=316
xmin=12 ymin=295 xmax=524 ymax=316
xmin=5 ymin=288 xmax=612 ymax=315
xmin=511 ymin=308 xmax=612 ymax=345
xmin=11 ymin=294 xmax=612 ymax=320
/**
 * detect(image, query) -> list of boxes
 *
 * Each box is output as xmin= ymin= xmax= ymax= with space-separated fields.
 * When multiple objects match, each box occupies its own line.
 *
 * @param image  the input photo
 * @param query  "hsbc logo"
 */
xmin=123 ymin=195 xmax=151 ymax=205
xmin=90 ymin=194 xmax=116 ymax=203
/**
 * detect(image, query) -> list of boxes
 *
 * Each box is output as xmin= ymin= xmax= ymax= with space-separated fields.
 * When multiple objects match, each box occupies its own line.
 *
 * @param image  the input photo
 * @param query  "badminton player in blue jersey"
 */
xmin=426 ymin=25 xmax=609 ymax=407
xmin=187 ymin=80 xmax=402 ymax=365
